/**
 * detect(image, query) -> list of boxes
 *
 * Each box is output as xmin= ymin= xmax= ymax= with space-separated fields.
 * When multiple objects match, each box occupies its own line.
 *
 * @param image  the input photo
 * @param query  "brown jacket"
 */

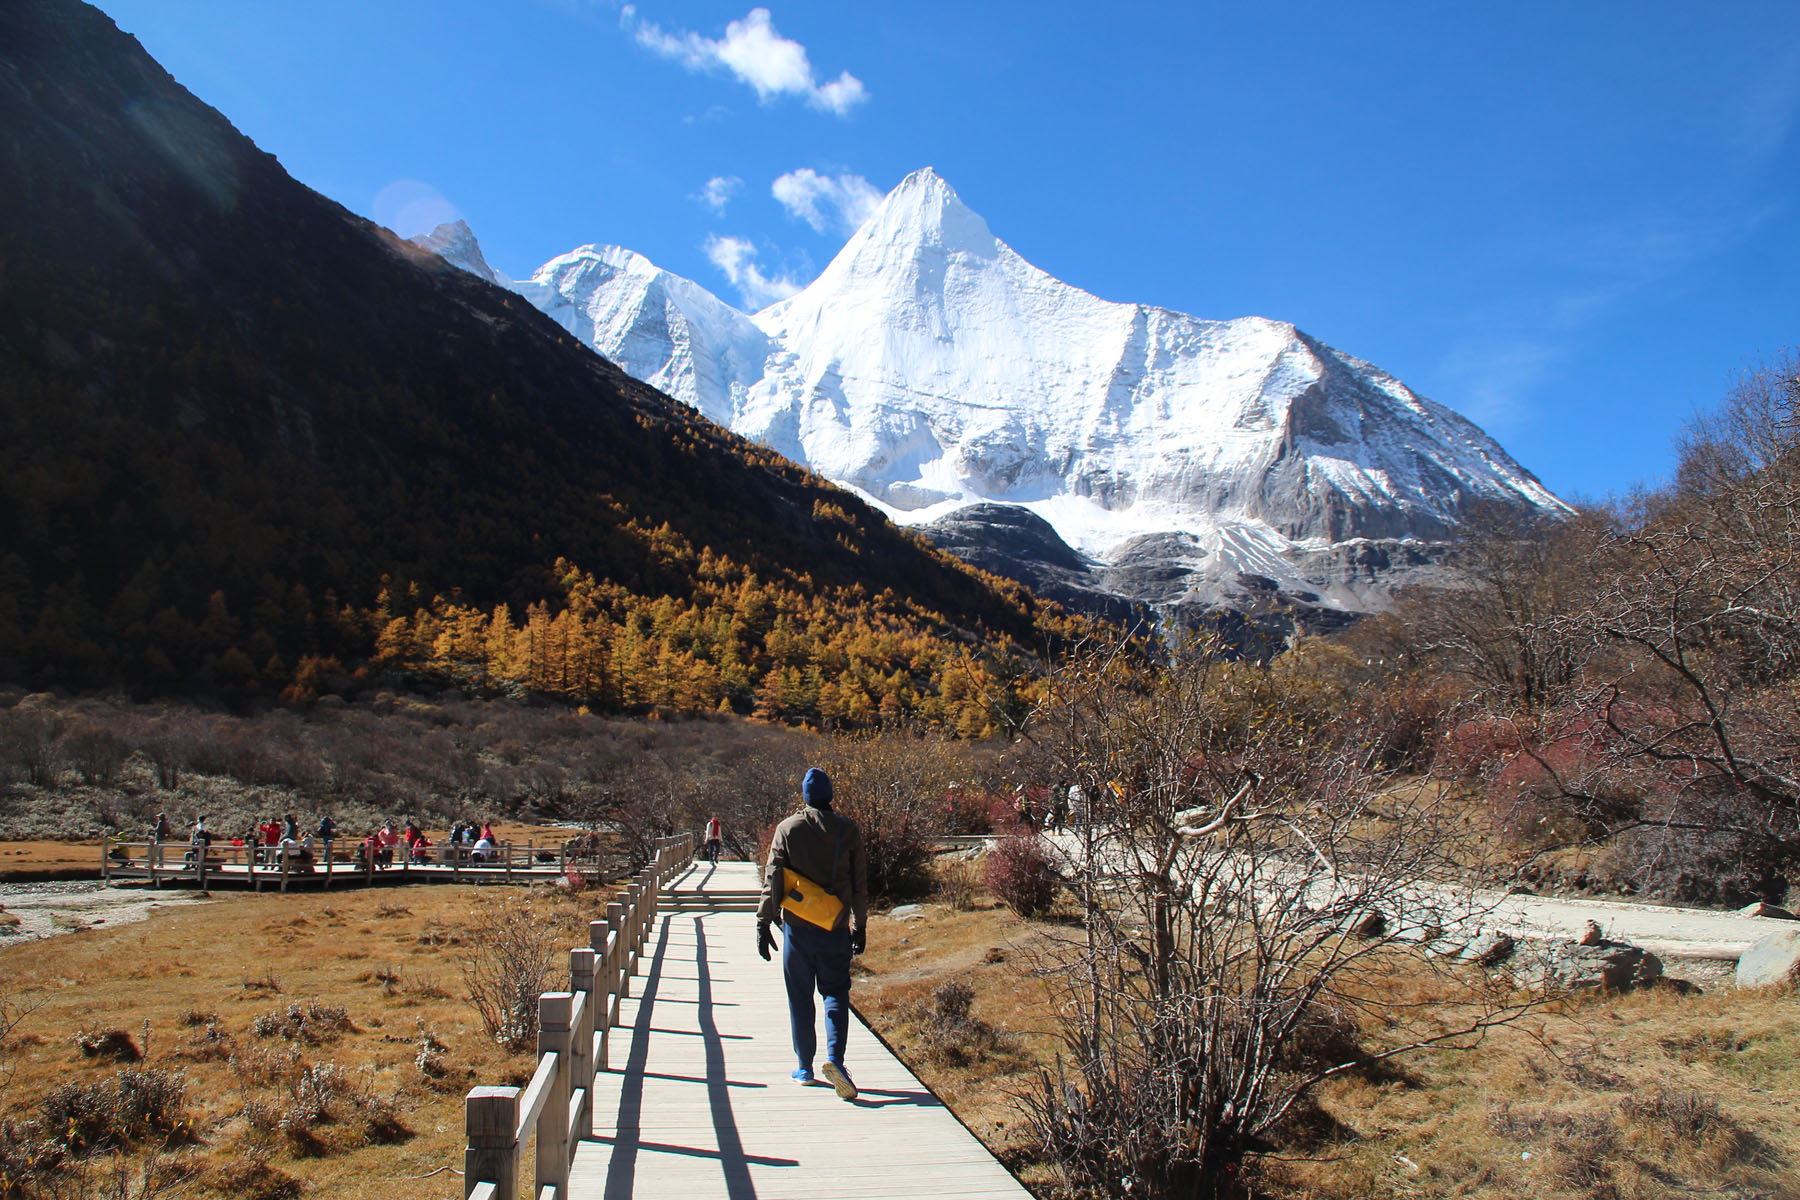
xmin=758 ymin=807 xmax=868 ymax=933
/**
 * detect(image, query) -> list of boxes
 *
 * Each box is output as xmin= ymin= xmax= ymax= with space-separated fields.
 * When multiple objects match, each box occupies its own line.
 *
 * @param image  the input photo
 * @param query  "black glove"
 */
xmin=850 ymin=926 xmax=866 ymax=957
xmin=757 ymin=920 xmax=776 ymax=961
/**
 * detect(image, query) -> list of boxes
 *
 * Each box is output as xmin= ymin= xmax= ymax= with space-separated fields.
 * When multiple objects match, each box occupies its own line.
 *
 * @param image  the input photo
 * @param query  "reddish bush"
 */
xmin=1354 ymin=673 xmax=1457 ymax=770
xmin=984 ymin=831 xmax=1058 ymax=917
xmin=1432 ymin=717 xmax=1529 ymax=779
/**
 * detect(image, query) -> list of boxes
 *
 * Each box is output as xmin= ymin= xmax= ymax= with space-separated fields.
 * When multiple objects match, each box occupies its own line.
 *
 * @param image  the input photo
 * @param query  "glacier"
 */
xmin=413 ymin=168 xmax=1567 ymax=623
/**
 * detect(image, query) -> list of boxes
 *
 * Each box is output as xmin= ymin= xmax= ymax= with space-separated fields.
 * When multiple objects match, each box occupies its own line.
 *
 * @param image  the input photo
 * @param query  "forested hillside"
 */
xmin=0 ymin=0 xmax=1077 ymax=726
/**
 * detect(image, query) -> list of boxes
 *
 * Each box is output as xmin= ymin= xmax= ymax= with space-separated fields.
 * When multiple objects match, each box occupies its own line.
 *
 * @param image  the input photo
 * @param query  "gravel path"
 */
xmin=1467 ymin=887 xmax=1790 ymax=960
xmin=1038 ymin=832 xmax=1794 ymax=961
xmin=0 ymin=880 xmax=204 ymax=945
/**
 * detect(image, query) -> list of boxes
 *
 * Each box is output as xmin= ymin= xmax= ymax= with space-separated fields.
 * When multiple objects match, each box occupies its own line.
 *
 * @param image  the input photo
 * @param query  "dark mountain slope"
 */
xmin=0 ymin=0 xmax=1061 ymax=700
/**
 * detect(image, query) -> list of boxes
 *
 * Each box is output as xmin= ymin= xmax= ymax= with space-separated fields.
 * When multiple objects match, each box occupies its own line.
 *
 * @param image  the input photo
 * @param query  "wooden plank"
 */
xmin=568 ymin=909 xmax=1032 ymax=1200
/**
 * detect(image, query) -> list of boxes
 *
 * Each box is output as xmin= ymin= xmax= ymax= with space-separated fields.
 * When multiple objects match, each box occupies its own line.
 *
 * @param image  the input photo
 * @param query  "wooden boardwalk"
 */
xmin=569 ymin=861 xmax=1031 ymax=1200
xmin=101 ymin=840 xmax=581 ymax=891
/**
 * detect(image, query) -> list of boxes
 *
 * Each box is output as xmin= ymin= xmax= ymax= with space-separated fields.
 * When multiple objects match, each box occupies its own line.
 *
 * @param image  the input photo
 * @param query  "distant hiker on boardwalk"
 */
xmin=184 ymin=815 xmax=212 ymax=867
xmin=149 ymin=813 xmax=170 ymax=843
xmin=757 ymin=767 xmax=868 ymax=1100
xmin=704 ymin=815 xmax=723 ymax=863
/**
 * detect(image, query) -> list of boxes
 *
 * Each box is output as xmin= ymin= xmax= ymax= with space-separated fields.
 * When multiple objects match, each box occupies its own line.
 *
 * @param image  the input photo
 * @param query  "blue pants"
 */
xmin=781 ymin=917 xmax=851 ymax=1070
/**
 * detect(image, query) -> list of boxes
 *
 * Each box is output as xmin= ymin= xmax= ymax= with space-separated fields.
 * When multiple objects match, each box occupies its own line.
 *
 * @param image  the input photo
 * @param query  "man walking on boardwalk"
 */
xmin=757 ymin=767 xmax=868 ymax=1100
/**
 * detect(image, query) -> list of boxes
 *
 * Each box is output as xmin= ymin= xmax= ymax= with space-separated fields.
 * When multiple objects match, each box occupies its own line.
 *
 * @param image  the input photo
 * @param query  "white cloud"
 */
xmin=624 ymin=7 xmax=868 ymax=117
xmin=705 ymin=234 xmax=802 ymax=308
xmin=697 ymin=175 xmax=743 ymax=216
xmin=771 ymin=169 xmax=882 ymax=234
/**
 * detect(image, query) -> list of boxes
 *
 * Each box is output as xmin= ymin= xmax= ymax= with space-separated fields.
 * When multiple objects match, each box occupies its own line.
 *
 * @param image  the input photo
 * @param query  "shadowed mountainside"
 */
xmin=0 ymin=0 xmax=1066 ymax=705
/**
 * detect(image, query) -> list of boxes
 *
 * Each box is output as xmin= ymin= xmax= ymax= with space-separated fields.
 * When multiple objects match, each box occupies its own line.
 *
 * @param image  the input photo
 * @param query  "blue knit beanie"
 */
xmin=802 ymin=767 xmax=833 ymax=808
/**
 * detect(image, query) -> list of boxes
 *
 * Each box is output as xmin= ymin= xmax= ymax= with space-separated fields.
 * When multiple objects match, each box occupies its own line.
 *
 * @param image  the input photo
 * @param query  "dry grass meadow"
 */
xmin=852 ymin=860 xmax=1800 ymax=1200
xmin=0 ymin=879 xmax=608 ymax=1200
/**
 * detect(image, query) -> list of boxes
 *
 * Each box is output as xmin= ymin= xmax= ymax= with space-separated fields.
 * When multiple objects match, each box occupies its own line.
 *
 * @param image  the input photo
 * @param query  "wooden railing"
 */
xmin=463 ymin=833 xmax=696 ymax=1200
xmin=101 ymin=838 xmax=604 ymax=891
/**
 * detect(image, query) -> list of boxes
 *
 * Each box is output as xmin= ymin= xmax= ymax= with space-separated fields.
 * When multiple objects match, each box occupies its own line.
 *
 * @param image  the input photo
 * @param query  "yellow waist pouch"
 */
xmin=781 ymin=867 xmax=844 ymax=931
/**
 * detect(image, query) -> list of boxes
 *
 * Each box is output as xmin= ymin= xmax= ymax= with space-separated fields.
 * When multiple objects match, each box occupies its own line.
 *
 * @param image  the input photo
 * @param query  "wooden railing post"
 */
xmin=619 ymin=889 xmax=638 ymax=996
xmin=464 ymin=1086 xmax=520 ymax=1200
xmin=640 ymin=871 xmax=655 ymax=944
xmin=605 ymin=900 xmax=626 ymax=1001
xmin=536 ymin=993 xmax=573 ymax=1198
xmin=588 ymin=919 xmax=614 ymax=1068
xmin=569 ymin=948 xmax=596 ymax=1138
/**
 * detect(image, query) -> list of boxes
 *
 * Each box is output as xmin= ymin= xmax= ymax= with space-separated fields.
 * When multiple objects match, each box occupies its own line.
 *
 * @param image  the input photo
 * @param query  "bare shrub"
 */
xmin=1618 ymin=1086 xmax=1750 ymax=1164
xmin=37 ymin=1067 xmax=190 ymax=1155
xmin=134 ymin=715 xmax=195 ymax=791
xmin=915 ymin=980 xmax=1006 ymax=1067
xmin=239 ymin=972 xmax=282 ymax=995
xmin=72 ymin=1028 xmax=140 ymax=1062
xmin=0 ymin=1114 xmax=64 ymax=1189
xmin=20 ymin=1143 xmax=195 ymax=1199
xmin=250 ymin=1000 xmax=352 ymax=1044
xmin=1013 ymin=632 xmax=1535 ymax=1200
xmin=174 ymin=1020 xmax=233 ymax=1063
xmin=413 ymin=1020 xmax=448 ymax=1081
xmin=460 ymin=895 xmax=562 ymax=1051
xmin=818 ymin=732 xmax=968 ymax=901
xmin=983 ymin=831 xmax=1058 ymax=917
xmin=58 ymin=723 xmax=130 ymax=788
xmin=933 ymin=856 xmax=980 ymax=911
xmin=228 ymin=1043 xmax=295 ymax=1091
xmin=0 ymin=709 xmax=62 ymax=788
xmin=352 ymin=1091 xmax=412 ymax=1146
xmin=404 ymin=972 xmax=451 ymax=1001
xmin=204 ymin=1156 xmax=302 ymax=1200
xmin=240 ymin=1096 xmax=283 ymax=1135
xmin=0 ymin=986 xmax=46 ymax=1091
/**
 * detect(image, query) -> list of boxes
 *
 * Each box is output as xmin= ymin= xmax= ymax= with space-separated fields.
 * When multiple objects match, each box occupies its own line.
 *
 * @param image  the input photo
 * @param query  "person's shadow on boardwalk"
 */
xmin=847 ymin=1087 xmax=941 ymax=1109
xmin=601 ymin=917 xmax=797 ymax=1200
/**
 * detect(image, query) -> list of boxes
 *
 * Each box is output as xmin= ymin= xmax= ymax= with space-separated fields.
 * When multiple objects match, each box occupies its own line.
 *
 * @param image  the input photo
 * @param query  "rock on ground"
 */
xmin=1736 ymin=928 xmax=1800 ymax=990
xmin=1517 ymin=938 xmax=1664 ymax=993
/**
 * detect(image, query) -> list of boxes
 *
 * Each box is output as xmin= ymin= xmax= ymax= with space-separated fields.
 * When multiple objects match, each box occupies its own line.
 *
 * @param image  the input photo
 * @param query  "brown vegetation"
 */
xmin=0 ymin=883 xmax=607 ymax=1200
xmin=0 ymin=689 xmax=826 ymax=854
xmin=853 ymin=862 xmax=1800 ymax=1200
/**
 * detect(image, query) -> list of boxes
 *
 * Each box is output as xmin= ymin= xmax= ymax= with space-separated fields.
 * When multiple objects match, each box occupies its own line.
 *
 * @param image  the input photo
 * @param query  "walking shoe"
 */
xmin=791 ymin=1067 xmax=814 ymax=1085
xmin=819 ymin=1061 xmax=857 ymax=1101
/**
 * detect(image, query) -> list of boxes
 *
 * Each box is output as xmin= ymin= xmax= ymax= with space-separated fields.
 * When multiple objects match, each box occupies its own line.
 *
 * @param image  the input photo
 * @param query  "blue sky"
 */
xmin=99 ymin=0 xmax=1800 ymax=503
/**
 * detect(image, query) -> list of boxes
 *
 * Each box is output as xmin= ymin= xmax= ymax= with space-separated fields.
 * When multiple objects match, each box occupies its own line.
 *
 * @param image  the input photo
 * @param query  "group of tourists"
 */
xmin=145 ymin=811 xmax=499 ymax=869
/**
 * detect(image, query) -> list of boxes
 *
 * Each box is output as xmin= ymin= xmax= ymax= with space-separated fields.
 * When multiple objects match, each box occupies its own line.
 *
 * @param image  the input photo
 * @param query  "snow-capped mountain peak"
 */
xmin=409 ymin=175 xmax=1566 ymax=620
xmin=410 ymin=219 xmax=504 ymax=285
